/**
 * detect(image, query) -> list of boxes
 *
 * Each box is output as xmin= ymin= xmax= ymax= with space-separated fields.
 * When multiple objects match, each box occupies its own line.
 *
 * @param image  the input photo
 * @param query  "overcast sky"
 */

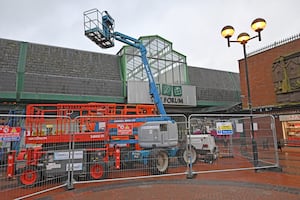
xmin=0 ymin=0 xmax=299 ymax=73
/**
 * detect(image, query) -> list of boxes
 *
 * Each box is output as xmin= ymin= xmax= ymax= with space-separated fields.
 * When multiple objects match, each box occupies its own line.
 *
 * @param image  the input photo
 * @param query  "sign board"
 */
xmin=127 ymin=81 xmax=196 ymax=106
xmin=66 ymin=163 xmax=83 ymax=171
xmin=0 ymin=126 xmax=22 ymax=141
xmin=236 ymin=123 xmax=243 ymax=133
xmin=54 ymin=150 xmax=83 ymax=160
xmin=216 ymin=122 xmax=233 ymax=135
xmin=279 ymin=114 xmax=300 ymax=121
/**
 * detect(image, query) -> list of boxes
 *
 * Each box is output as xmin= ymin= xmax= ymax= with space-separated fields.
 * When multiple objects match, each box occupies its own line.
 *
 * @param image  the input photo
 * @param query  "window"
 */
xmin=160 ymin=124 xmax=168 ymax=131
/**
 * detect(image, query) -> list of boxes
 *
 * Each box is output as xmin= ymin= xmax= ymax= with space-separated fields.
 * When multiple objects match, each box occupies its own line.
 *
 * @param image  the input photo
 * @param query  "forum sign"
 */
xmin=127 ymin=81 xmax=196 ymax=106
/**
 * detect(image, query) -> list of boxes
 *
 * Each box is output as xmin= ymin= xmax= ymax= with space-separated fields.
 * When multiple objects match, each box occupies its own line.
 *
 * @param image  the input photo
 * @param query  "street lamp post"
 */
xmin=221 ymin=18 xmax=266 ymax=169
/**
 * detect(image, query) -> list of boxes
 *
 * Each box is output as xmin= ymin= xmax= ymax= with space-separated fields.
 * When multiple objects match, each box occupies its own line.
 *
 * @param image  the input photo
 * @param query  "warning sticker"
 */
xmin=0 ymin=126 xmax=21 ymax=141
xmin=117 ymin=123 xmax=133 ymax=135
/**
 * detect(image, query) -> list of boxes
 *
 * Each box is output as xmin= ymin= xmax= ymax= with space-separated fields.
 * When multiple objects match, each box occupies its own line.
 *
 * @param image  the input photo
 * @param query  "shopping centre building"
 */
xmin=0 ymin=35 xmax=241 ymax=114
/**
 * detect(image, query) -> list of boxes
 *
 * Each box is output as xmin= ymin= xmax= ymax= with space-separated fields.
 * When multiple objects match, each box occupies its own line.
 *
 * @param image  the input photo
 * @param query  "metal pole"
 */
xmin=242 ymin=44 xmax=258 ymax=169
xmin=186 ymin=117 xmax=196 ymax=179
xmin=242 ymin=44 xmax=252 ymax=119
xmin=186 ymin=127 xmax=196 ymax=178
xmin=67 ymin=118 xmax=75 ymax=190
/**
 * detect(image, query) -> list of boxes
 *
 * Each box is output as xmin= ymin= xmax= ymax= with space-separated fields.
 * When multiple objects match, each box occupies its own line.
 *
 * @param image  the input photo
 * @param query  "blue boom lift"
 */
xmin=83 ymin=9 xmax=180 ymax=174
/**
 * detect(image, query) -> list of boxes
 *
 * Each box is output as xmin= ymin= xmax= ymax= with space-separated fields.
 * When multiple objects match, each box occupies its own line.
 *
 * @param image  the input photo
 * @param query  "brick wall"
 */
xmin=239 ymin=38 xmax=300 ymax=109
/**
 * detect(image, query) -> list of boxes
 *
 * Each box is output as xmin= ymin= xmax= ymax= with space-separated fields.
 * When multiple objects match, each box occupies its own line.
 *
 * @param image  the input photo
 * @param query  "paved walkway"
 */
xmin=31 ymin=147 xmax=300 ymax=200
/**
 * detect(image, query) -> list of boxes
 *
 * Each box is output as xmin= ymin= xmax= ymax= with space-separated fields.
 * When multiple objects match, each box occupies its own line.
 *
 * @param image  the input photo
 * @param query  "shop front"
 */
xmin=279 ymin=114 xmax=300 ymax=146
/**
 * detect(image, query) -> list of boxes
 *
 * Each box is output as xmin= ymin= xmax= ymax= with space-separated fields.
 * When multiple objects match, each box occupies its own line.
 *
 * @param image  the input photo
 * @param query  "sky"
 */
xmin=0 ymin=0 xmax=299 ymax=73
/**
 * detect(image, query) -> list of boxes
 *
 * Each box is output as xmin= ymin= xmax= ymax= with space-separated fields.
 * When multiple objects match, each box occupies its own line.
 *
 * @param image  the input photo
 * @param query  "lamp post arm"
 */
xmin=227 ymin=39 xmax=240 ymax=47
xmin=227 ymin=32 xmax=260 ymax=47
xmin=249 ymin=34 xmax=259 ymax=42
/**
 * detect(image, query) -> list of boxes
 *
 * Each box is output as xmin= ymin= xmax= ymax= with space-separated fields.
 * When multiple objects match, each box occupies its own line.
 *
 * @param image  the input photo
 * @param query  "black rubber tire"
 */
xmin=148 ymin=149 xmax=169 ymax=175
xmin=178 ymin=147 xmax=197 ymax=165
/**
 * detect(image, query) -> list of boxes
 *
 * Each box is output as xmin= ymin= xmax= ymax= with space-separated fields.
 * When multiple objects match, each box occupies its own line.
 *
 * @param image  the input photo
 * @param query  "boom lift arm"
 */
xmin=84 ymin=9 xmax=167 ymax=116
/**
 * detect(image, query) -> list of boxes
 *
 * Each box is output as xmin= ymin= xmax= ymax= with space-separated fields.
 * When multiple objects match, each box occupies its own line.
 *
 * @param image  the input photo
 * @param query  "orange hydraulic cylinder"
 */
xmin=7 ymin=150 xmax=16 ymax=179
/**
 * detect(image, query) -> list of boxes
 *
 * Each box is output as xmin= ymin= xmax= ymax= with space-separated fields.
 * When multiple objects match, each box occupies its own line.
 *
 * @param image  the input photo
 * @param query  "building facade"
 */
xmin=0 ymin=36 xmax=240 ymax=114
xmin=238 ymin=33 xmax=300 ymax=146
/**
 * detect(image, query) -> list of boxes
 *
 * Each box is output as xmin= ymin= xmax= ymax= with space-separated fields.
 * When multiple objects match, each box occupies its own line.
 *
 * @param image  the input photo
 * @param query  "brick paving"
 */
xmin=32 ymin=173 xmax=300 ymax=200
xmin=30 ymin=147 xmax=300 ymax=200
xmin=54 ymin=181 xmax=300 ymax=200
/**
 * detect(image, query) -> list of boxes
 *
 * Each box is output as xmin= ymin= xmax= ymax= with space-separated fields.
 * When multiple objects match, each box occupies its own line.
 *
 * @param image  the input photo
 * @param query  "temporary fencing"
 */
xmin=186 ymin=114 xmax=279 ymax=178
xmin=0 ymin=113 xmax=280 ymax=199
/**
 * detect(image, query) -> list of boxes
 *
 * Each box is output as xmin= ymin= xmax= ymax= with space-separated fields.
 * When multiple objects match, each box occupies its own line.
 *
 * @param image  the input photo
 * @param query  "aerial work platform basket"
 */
xmin=84 ymin=8 xmax=115 ymax=48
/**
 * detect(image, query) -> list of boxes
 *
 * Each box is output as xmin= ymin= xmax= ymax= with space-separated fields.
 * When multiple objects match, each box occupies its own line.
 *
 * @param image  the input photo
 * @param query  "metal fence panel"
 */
xmin=70 ymin=114 xmax=188 ymax=186
xmin=186 ymin=114 xmax=279 ymax=177
xmin=0 ymin=114 xmax=71 ymax=199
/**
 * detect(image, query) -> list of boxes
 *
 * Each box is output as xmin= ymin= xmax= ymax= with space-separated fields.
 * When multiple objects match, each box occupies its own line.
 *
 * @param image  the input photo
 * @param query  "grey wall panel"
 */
xmin=21 ymin=43 xmax=123 ymax=98
xmin=188 ymin=66 xmax=240 ymax=102
xmin=196 ymin=87 xmax=239 ymax=102
xmin=189 ymin=66 xmax=240 ymax=90
xmin=0 ymin=39 xmax=20 ymax=73
xmin=0 ymin=39 xmax=20 ymax=93
xmin=0 ymin=72 xmax=16 ymax=91
xmin=23 ymin=73 xmax=123 ymax=96
xmin=25 ymin=43 xmax=121 ymax=80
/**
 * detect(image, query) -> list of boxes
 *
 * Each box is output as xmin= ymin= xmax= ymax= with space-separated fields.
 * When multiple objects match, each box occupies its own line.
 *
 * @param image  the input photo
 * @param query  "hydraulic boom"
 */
xmin=84 ymin=9 xmax=167 ymax=116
